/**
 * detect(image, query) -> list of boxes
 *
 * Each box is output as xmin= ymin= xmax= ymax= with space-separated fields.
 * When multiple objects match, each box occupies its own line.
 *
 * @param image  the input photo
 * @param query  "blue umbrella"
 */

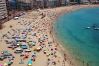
xmin=28 ymin=59 xmax=32 ymax=65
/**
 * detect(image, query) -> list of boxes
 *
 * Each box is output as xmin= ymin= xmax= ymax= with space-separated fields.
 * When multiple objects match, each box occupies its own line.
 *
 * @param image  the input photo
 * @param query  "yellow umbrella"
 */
xmin=4 ymin=63 xmax=8 ymax=66
xmin=28 ymin=64 xmax=32 ymax=66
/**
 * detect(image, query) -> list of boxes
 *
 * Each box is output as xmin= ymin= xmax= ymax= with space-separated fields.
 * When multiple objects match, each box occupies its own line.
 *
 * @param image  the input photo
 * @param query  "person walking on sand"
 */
xmin=62 ymin=60 xmax=65 ymax=66
xmin=64 ymin=53 xmax=67 ymax=61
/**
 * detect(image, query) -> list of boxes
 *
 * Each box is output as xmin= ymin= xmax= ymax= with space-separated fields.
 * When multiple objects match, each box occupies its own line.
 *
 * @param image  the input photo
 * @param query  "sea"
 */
xmin=54 ymin=7 xmax=99 ymax=66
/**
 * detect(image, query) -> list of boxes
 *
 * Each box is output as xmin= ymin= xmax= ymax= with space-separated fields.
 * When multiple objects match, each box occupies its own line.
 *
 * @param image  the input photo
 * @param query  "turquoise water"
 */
xmin=55 ymin=7 xmax=99 ymax=66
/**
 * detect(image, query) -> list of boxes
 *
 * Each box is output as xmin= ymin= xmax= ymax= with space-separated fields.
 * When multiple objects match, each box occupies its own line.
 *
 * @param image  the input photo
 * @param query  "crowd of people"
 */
xmin=0 ymin=7 xmax=70 ymax=66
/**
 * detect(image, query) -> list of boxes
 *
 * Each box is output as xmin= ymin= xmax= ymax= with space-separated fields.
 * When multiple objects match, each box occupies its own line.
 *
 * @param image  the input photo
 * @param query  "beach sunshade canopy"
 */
xmin=15 ymin=48 xmax=22 ymax=50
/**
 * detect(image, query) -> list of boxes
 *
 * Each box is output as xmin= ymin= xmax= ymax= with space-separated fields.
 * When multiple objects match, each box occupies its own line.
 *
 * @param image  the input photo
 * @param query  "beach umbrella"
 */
xmin=28 ymin=41 xmax=36 ymax=46
xmin=8 ymin=62 xmax=11 ymax=65
xmin=25 ymin=49 xmax=31 ymax=52
xmin=0 ymin=64 xmax=3 ymax=66
xmin=4 ymin=63 xmax=8 ymax=66
xmin=14 ymin=17 xmax=19 ymax=20
xmin=17 ymin=43 xmax=20 ymax=46
xmin=21 ymin=45 xmax=28 ymax=49
xmin=32 ymin=52 xmax=36 ymax=57
xmin=34 ymin=47 xmax=41 ymax=52
xmin=37 ymin=47 xmax=41 ymax=50
xmin=28 ymin=64 xmax=32 ymax=66
xmin=28 ymin=59 xmax=32 ymax=66
xmin=15 ymin=47 xmax=22 ymax=51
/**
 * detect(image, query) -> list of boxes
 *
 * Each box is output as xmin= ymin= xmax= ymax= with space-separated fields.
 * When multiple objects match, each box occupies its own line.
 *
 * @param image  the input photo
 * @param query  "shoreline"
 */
xmin=0 ymin=4 xmax=99 ymax=66
xmin=49 ymin=4 xmax=99 ymax=66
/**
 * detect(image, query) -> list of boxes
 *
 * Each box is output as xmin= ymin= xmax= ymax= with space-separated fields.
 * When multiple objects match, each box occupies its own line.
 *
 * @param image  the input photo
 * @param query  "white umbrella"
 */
xmin=25 ymin=49 xmax=31 ymax=52
xmin=16 ymin=47 xmax=22 ymax=51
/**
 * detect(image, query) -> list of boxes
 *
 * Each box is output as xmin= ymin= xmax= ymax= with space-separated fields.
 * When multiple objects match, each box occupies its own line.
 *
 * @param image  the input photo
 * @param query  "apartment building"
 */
xmin=17 ymin=0 xmax=33 ymax=10
xmin=0 ymin=0 xmax=7 ymax=20
xmin=90 ymin=0 xmax=98 ymax=3
xmin=35 ymin=0 xmax=44 ymax=8
xmin=61 ymin=0 xmax=68 ymax=5
xmin=81 ymin=0 xmax=89 ymax=3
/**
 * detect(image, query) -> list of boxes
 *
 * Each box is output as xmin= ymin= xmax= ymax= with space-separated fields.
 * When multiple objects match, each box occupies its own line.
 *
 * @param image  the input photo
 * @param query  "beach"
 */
xmin=0 ymin=5 xmax=99 ymax=66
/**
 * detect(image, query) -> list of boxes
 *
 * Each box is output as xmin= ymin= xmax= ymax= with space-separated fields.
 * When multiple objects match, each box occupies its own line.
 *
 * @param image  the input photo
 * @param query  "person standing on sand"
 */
xmin=62 ymin=60 xmax=65 ymax=66
xmin=64 ymin=53 xmax=67 ymax=61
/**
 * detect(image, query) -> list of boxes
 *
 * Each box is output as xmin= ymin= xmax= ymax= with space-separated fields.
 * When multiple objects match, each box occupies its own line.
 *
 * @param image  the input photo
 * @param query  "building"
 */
xmin=90 ymin=0 xmax=97 ymax=3
xmin=35 ymin=0 xmax=44 ymax=8
xmin=69 ymin=0 xmax=76 ymax=4
xmin=48 ymin=0 xmax=56 ymax=7
xmin=17 ymin=0 xmax=33 ymax=10
xmin=0 ymin=0 xmax=7 ymax=20
xmin=48 ymin=0 xmax=64 ymax=8
xmin=61 ymin=0 xmax=68 ymax=6
xmin=81 ymin=0 xmax=98 ymax=4
xmin=81 ymin=0 xmax=89 ymax=3
xmin=8 ymin=0 xmax=17 ymax=9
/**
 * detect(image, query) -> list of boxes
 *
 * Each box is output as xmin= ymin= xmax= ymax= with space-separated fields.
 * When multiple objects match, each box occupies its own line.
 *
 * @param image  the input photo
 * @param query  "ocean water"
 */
xmin=54 ymin=7 xmax=99 ymax=66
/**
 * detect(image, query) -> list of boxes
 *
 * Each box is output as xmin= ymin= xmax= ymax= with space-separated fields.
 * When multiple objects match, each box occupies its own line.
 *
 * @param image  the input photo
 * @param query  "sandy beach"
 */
xmin=0 ymin=5 xmax=99 ymax=66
